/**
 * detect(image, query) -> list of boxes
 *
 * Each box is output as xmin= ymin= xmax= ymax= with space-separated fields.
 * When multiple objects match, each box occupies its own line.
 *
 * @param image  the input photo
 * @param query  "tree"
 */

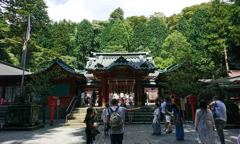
xmin=146 ymin=16 xmax=169 ymax=55
xmin=74 ymin=19 xmax=95 ymax=68
xmin=0 ymin=0 xmax=50 ymax=68
xmin=155 ymin=31 xmax=192 ymax=68
xmin=130 ymin=22 xmax=149 ymax=52
xmin=99 ymin=19 xmax=132 ymax=52
xmin=110 ymin=7 xmax=124 ymax=20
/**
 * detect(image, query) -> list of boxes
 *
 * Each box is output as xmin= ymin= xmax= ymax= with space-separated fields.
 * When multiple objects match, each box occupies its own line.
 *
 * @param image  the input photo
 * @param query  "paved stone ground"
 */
xmin=0 ymin=124 xmax=239 ymax=144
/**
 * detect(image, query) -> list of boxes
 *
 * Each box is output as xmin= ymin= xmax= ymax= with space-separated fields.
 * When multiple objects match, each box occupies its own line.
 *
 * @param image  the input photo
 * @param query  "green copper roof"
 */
xmin=85 ymin=52 xmax=156 ymax=71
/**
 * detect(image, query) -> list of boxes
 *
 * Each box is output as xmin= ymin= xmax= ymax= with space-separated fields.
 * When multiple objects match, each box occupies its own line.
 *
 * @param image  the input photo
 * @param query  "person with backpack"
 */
xmin=210 ymin=96 xmax=227 ymax=144
xmin=106 ymin=99 xmax=126 ymax=144
xmin=152 ymin=103 xmax=161 ymax=135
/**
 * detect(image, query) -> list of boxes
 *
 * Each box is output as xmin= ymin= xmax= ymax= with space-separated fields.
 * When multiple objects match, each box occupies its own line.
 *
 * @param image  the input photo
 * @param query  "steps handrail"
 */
xmin=66 ymin=96 xmax=77 ymax=113
xmin=65 ymin=96 xmax=78 ymax=123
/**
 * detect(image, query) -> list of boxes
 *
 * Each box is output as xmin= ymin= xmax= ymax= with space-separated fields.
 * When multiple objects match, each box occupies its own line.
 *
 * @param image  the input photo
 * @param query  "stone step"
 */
xmin=73 ymin=107 xmax=88 ymax=112
xmin=64 ymin=122 xmax=85 ymax=128
xmin=68 ymin=119 xmax=85 ymax=123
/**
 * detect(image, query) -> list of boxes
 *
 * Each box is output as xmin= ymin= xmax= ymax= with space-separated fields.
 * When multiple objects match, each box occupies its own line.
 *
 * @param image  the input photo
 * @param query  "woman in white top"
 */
xmin=195 ymin=100 xmax=217 ymax=144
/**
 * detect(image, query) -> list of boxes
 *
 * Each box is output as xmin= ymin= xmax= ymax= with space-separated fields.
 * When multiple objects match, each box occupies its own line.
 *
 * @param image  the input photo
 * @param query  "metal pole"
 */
xmin=20 ymin=15 xmax=31 ymax=100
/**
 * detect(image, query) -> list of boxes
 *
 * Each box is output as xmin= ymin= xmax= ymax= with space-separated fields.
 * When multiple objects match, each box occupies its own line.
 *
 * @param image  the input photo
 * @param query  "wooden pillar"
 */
xmin=100 ymin=75 xmax=109 ymax=107
xmin=134 ymin=75 xmax=142 ymax=106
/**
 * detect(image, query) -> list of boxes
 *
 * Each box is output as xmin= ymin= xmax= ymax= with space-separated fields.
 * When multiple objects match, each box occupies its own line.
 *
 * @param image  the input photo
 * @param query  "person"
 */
xmin=143 ymin=92 xmax=147 ymax=106
xmin=152 ymin=103 xmax=161 ymax=135
xmin=210 ymin=96 xmax=227 ymax=144
xmin=84 ymin=107 xmax=99 ymax=144
xmin=101 ymin=104 xmax=110 ymax=136
xmin=172 ymin=103 xmax=184 ymax=140
xmin=80 ymin=91 xmax=85 ymax=107
xmin=129 ymin=95 xmax=133 ymax=107
xmin=195 ymin=100 xmax=217 ymax=144
xmin=106 ymin=99 xmax=126 ymax=144
xmin=165 ymin=97 xmax=172 ymax=133
xmin=91 ymin=90 xmax=97 ymax=107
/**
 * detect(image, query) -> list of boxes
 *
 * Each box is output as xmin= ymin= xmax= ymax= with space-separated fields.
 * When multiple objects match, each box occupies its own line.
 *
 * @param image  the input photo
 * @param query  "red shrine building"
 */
xmin=84 ymin=52 xmax=163 ymax=106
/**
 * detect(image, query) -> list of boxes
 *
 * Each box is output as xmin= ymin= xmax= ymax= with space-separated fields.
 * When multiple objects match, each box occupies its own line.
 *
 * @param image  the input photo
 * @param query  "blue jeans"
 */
xmin=215 ymin=119 xmax=226 ymax=144
xmin=110 ymin=133 xmax=123 ymax=144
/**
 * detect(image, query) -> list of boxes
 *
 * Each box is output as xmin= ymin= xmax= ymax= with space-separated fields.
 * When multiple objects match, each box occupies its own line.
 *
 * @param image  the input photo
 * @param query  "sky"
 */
xmin=44 ymin=0 xmax=211 ymax=22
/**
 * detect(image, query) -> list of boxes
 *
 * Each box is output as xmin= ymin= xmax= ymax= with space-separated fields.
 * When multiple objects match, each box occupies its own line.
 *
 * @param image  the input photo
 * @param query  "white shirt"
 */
xmin=101 ymin=108 xmax=108 ymax=123
xmin=153 ymin=107 xmax=160 ymax=123
xmin=211 ymin=100 xmax=227 ymax=122
xmin=161 ymin=101 xmax=166 ymax=114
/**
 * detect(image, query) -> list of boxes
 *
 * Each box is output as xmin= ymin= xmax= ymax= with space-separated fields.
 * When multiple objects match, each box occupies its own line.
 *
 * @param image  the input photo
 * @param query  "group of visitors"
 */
xmin=80 ymin=90 xmax=97 ymax=107
xmin=153 ymin=97 xmax=184 ymax=140
xmin=109 ymin=92 xmax=134 ymax=107
xmin=84 ymin=95 xmax=227 ymax=144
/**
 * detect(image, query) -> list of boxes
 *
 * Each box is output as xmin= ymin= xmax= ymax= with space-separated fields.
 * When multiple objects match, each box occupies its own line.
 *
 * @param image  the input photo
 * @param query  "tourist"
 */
xmin=172 ymin=103 xmax=184 ymax=140
xmin=210 ymin=96 xmax=227 ymax=144
xmin=101 ymin=104 xmax=110 ymax=136
xmin=80 ymin=91 xmax=85 ymax=107
xmin=152 ymin=103 xmax=161 ymax=135
xmin=164 ymin=97 xmax=172 ymax=133
xmin=106 ymin=99 xmax=126 ymax=144
xmin=129 ymin=95 xmax=134 ymax=107
xmin=91 ymin=90 xmax=97 ymax=107
xmin=84 ymin=107 xmax=99 ymax=144
xmin=195 ymin=100 xmax=217 ymax=144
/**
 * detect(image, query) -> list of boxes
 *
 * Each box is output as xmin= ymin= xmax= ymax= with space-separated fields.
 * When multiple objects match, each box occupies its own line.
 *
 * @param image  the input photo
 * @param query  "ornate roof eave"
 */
xmin=33 ymin=59 xmax=86 ymax=81
xmin=86 ymin=64 xmax=156 ymax=73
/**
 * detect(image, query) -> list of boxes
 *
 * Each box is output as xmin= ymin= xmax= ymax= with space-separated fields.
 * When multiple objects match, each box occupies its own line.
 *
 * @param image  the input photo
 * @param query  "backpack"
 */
xmin=109 ymin=106 xmax=123 ymax=130
xmin=165 ymin=102 xmax=172 ymax=115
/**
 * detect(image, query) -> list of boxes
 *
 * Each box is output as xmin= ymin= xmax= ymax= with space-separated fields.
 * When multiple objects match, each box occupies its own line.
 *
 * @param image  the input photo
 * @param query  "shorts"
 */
xmin=165 ymin=115 xmax=171 ymax=123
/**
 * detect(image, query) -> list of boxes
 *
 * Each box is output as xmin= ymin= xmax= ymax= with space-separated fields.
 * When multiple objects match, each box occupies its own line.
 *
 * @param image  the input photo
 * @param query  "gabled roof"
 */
xmin=39 ymin=59 xmax=86 ymax=80
xmin=85 ymin=52 xmax=156 ymax=72
xmin=0 ymin=61 xmax=31 ymax=76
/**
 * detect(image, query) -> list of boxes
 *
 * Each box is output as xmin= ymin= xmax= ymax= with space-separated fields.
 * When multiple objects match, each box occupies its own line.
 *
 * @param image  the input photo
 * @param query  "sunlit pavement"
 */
xmin=0 ymin=124 xmax=239 ymax=144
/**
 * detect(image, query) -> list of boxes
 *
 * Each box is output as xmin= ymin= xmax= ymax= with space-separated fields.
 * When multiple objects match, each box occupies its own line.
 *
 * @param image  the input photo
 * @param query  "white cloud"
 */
xmin=44 ymin=0 xmax=210 ymax=22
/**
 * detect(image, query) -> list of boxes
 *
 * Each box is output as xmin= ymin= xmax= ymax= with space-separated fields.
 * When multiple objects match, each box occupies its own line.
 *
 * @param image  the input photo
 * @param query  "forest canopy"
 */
xmin=0 ymin=0 xmax=240 ymax=88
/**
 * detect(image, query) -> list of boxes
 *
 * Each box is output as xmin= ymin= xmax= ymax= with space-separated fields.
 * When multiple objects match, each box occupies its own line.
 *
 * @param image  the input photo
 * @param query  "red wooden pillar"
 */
xmin=100 ymin=76 xmax=109 ymax=107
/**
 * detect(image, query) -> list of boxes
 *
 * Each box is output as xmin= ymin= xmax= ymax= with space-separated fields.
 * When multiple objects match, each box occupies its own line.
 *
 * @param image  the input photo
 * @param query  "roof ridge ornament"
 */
xmin=115 ymin=56 xmax=129 ymax=63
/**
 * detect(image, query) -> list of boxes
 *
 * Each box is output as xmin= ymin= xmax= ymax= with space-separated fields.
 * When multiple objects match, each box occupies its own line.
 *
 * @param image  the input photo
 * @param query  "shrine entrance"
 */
xmin=85 ymin=52 xmax=161 ymax=106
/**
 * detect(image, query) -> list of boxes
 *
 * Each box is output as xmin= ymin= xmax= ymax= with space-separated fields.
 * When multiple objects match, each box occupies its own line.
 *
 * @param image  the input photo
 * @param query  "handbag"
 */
xmin=91 ymin=127 xmax=100 ymax=136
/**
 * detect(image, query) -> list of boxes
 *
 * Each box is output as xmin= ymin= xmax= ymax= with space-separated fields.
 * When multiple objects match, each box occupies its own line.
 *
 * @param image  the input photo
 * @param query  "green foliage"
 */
xmin=1 ymin=2 xmax=240 ymax=98
xmin=74 ymin=19 xmax=95 ymax=68
xmin=99 ymin=19 xmax=132 ymax=52
xmin=146 ymin=16 xmax=169 ymax=55
xmin=155 ymin=31 xmax=192 ymax=69
xmin=110 ymin=7 xmax=124 ymax=20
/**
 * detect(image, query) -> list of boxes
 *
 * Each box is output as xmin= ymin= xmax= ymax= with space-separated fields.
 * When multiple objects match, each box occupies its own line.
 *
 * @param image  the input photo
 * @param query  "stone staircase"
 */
xmin=126 ymin=106 xmax=154 ymax=124
xmin=65 ymin=107 xmax=88 ymax=128
xmin=65 ymin=106 xmax=154 ymax=127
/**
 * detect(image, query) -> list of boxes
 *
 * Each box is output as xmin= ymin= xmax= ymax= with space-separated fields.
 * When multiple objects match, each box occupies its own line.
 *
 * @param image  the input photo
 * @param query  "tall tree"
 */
xmin=146 ymin=16 xmax=169 ymax=55
xmin=0 ymin=0 xmax=50 ymax=68
xmin=75 ymin=19 xmax=95 ymax=68
xmin=99 ymin=19 xmax=132 ymax=52
xmin=110 ymin=7 xmax=124 ymax=20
